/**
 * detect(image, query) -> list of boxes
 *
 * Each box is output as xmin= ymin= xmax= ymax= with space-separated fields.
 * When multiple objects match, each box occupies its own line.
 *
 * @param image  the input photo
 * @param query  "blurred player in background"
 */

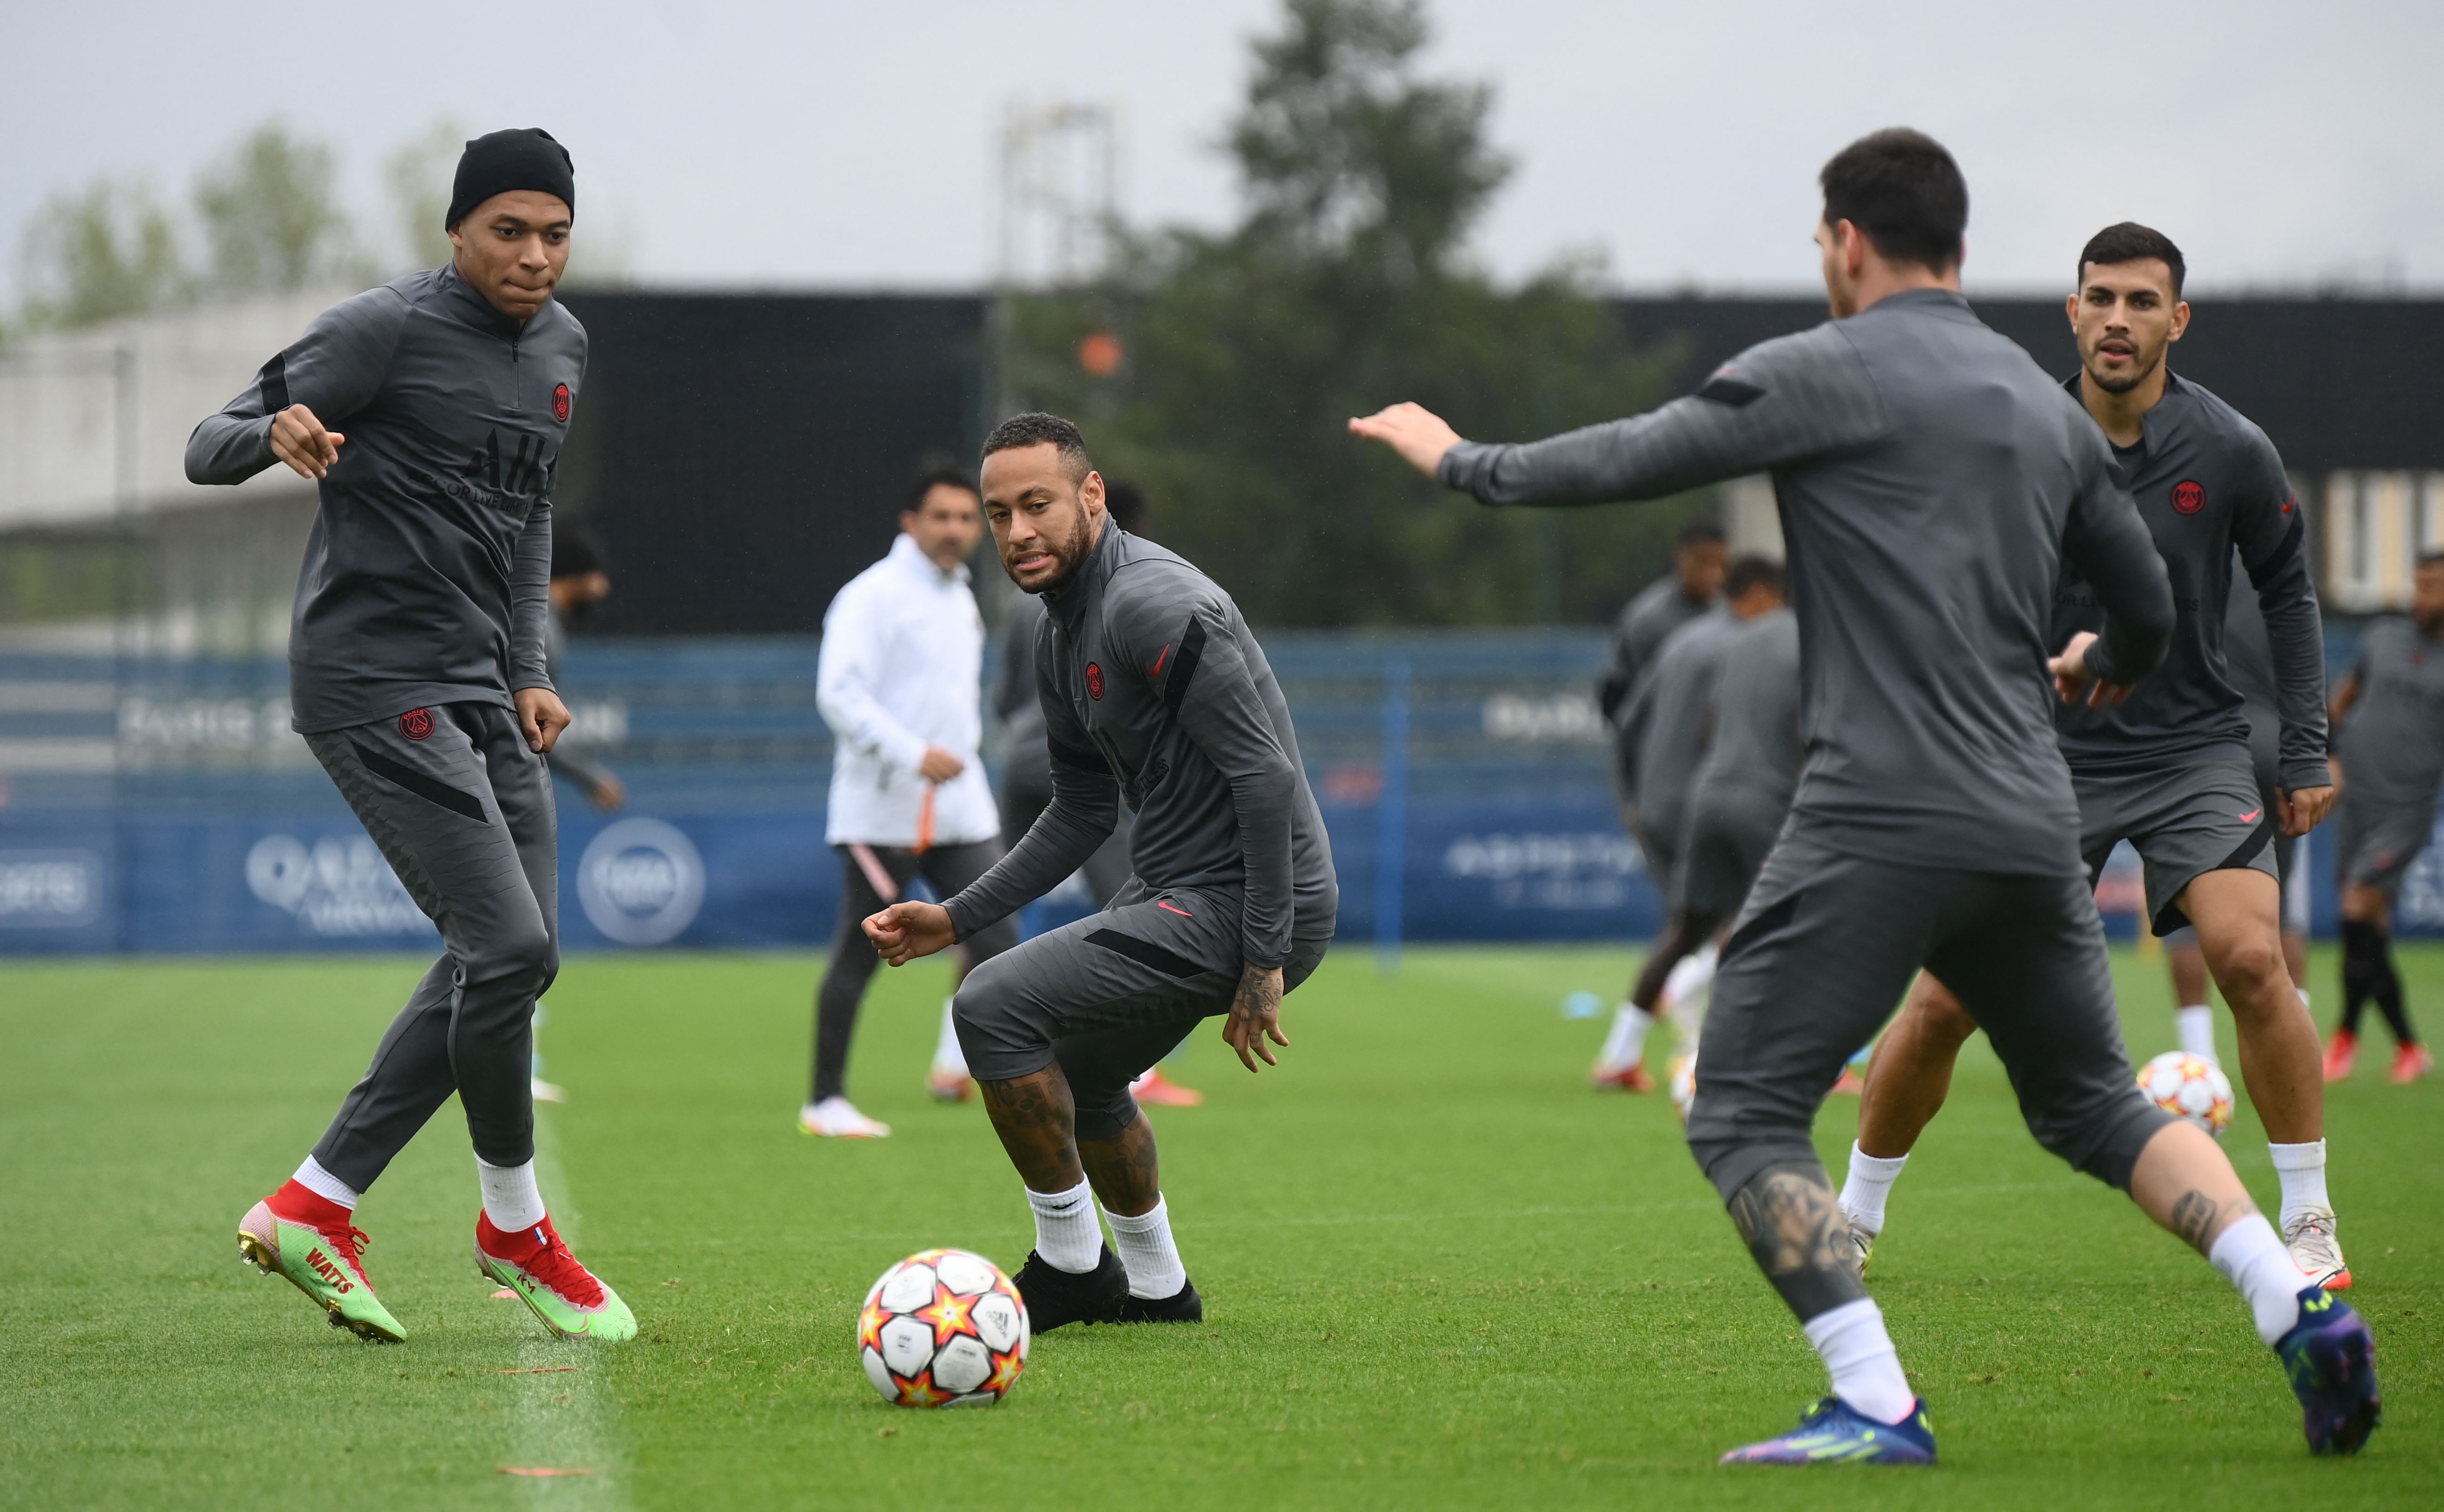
xmin=1660 ymin=558 xmax=1799 ymax=1112
xmin=1842 ymin=225 xmax=2345 ymax=1292
xmin=2162 ymin=551 xmax=2314 ymax=1061
xmin=996 ymin=480 xmax=1200 ymax=1107
xmin=545 ymin=523 xmax=625 ymax=814
xmin=867 ymin=414 xmax=1336 ymax=1330
xmin=807 ymin=463 xmax=1018 ymax=1137
xmin=1592 ymin=555 xmax=1785 ymax=1089
xmin=192 ymin=128 xmax=635 ymax=1343
xmin=1598 ymin=518 xmax=1726 ymax=808
xmin=2322 ymin=551 xmax=2444 ymax=1084
xmin=1354 ymin=132 xmax=2378 ymax=1462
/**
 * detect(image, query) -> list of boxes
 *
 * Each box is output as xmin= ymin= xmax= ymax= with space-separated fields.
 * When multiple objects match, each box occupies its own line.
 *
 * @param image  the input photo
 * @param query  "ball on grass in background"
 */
xmin=2137 ymin=1050 xmax=2233 ymax=1138
xmin=859 ymin=1248 xmax=1029 ymax=1407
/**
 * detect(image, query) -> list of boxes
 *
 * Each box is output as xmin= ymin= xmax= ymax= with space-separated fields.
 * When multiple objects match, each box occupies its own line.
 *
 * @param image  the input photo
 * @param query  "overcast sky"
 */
xmin=5 ymin=0 xmax=2437 ymax=307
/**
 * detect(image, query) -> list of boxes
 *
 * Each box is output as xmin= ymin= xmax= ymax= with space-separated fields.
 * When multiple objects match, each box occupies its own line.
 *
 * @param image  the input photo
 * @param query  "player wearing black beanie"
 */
xmin=187 ymin=128 xmax=634 ymax=1347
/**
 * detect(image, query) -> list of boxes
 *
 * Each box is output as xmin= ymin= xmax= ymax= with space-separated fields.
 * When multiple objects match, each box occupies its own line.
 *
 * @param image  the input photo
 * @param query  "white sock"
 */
xmin=476 ymin=1157 xmax=546 ymax=1233
xmin=1837 ymin=1143 xmax=1909 ymax=1235
xmin=1803 ymin=1298 xmax=1916 ymax=1424
xmin=1662 ymin=944 xmax=1718 ymax=1012
xmin=292 ymin=1156 xmax=359 ymax=1210
xmin=2210 ymin=1213 xmax=2310 ymax=1345
xmin=933 ymin=996 xmax=966 ymax=1071
xmin=1101 ymin=1195 xmax=1188 ymax=1300
xmin=2268 ymin=1140 xmax=2331 ymax=1228
xmin=2174 ymin=1005 xmax=2217 ymax=1062
xmin=1025 ymin=1178 xmax=1102 ymax=1274
xmin=1599 ymin=1004 xmax=1654 ymax=1069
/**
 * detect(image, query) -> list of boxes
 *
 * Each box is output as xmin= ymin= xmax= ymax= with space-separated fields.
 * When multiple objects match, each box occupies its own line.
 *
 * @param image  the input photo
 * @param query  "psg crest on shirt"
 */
xmin=2172 ymin=480 xmax=2205 ymax=515
xmin=1086 ymin=662 xmax=1105 ymax=700
xmin=398 ymin=708 xmax=435 ymax=741
xmin=552 ymin=383 xmax=572 ymax=424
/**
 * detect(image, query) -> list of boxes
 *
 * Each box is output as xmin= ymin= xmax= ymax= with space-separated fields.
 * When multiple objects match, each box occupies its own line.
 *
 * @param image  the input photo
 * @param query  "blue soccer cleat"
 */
xmin=1719 ymin=1396 xmax=1937 ymax=1466
xmin=2275 ymin=1286 xmax=2380 ymax=1455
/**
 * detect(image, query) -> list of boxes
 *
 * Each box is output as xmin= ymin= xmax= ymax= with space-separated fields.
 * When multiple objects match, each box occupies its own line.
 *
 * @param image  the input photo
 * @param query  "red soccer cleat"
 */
xmin=474 ymin=1213 xmax=636 ymax=1340
xmin=2322 ymin=1028 xmax=2357 ymax=1083
xmin=1592 ymin=1062 xmax=1655 ymax=1093
xmin=1129 ymin=1067 xmax=1204 ymax=1107
xmin=2390 ymin=1042 xmax=2432 ymax=1085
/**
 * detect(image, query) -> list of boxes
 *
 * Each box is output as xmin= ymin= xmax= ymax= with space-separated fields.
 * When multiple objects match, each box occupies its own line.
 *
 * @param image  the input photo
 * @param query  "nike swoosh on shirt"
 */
xmin=1149 ymin=643 xmax=1171 ymax=676
xmin=2239 ymin=809 xmax=2262 ymax=823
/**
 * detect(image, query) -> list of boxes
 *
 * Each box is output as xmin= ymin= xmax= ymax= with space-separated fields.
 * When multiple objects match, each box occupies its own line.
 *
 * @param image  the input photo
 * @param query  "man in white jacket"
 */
xmin=806 ymin=464 xmax=1016 ymax=1137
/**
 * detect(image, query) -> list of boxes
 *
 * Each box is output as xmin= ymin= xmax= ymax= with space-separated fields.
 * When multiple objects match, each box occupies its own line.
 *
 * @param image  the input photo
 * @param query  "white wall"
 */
xmin=0 ymin=292 xmax=345 ymax=529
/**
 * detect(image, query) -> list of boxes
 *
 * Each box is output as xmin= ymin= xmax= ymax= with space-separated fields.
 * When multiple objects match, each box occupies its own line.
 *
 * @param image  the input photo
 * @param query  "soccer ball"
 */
xmin=2137 ymin=1050 xmax=2234 ymax=1138
xmin=858 ymin=1248 xmax=1029 ymax=1408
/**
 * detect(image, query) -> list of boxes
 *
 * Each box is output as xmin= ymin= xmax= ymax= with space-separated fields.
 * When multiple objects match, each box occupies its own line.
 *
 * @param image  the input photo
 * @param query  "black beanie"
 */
xmin=446 ymin=128 xmax=575 ymax=230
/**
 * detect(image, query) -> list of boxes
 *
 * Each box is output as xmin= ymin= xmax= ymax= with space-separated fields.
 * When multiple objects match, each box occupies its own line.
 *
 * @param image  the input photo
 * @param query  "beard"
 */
xmin=1005 ymin=509 xmax=1098 ymax=595
xmin=2086 ymin=349 xmax=2157 ymax=395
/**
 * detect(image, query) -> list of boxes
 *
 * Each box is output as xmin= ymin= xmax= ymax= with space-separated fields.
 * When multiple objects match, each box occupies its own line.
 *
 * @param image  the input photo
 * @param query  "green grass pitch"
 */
xmin=2 ymin=943 xmax=2437 ymax=1509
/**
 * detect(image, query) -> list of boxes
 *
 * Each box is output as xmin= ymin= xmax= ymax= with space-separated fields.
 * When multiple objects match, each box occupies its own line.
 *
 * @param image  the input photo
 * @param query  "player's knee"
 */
xmin=478 ymin=918 xmax=556 ymax=992
xmin=1906 ymin=986 xmax=1979 ymax=1048
xmin=2211 ymin=935 xmax=2287 ymax=1010
xmin=1072 ymin=1092 xmax=1142 ymax=1144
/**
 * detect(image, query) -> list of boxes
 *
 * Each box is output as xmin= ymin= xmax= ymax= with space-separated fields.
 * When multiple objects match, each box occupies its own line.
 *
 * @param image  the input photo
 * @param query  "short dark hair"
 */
xmin=1104 ymin=478 xmax=1150 ymax=535
xmin=1820 ymin=128 xmax=1968 ymax=273
xmin=981 ymin=411 xmax=1093 ymax=484
xmin=550 ymin=521 xmax=607 ymax=580
xmin=903 ymin=458 xmax=979 ymax=514
xmin=1725 ymin=554 xmax=1786 ymax=601
xmin=2078 ymin=222 xmax=2186 ymax=299
xmin=1675 ymin=519 xmax=1726 ymax=549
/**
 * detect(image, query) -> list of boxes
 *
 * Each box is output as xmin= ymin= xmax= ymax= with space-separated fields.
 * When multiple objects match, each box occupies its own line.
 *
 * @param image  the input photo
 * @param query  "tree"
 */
xmin=384 ymin=117 xmax=465 ymax=273
xmin=997 ymin=0 xmax=1707 ymax=628
xmin=193 ymin=122 xmax=368 ymax=296
xmin=13 ymin=179 xmax=188 ymax=329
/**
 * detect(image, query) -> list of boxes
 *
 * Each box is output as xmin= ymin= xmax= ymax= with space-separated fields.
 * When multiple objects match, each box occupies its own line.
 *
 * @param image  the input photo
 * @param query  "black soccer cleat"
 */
xmin=1114 ymin=1276 xmax=1202 ymax=1324
xmin=1012 ymin=1245 xmax=1128 ymax=1332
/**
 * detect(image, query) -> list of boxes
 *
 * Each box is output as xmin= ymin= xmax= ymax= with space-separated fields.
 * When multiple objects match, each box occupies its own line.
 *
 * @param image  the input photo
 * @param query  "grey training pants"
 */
xmin=1685 ymin=828 xmax=2170 ymax=1202
xmin=305 ymin=701 xmax=559 ymax=1191
xmin=954 ymin=879 xmax=1332 ymax=1139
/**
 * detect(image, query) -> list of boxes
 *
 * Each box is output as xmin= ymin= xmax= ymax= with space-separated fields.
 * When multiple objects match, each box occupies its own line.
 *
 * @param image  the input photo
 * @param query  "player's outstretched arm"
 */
xmin=1347 ymin=403 xmax=1464 ymax=477
xmin=186 ymin=289 xmax=401 ymax=485
xmin=865 ymin=900 xmax=956 ymax=966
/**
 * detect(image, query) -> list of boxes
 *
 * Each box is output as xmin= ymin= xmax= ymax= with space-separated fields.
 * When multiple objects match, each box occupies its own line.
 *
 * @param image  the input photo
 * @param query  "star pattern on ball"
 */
xmin=897 ymin=1370 xmax=956 ymax=1409
xmin=983 ymin=1346 xmax=1025 ymax=1397
xmin=857 ymin=1302 xmax=888 ymax=1354
xmin=915 ymin=1284 xmax=979 ymax=1347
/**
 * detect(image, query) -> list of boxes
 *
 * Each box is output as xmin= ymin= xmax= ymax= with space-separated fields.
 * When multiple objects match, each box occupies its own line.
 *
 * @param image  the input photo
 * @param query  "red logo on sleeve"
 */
xmin=398 ymin=708 xmax=435 ymax=741
xmin=551 ymin=383 xmax=571 ymax=423
xmin=2171 ymin=480 xmax=2205 ymax=515
xmin=1085 ymin=663 xmax=1105 ymax=700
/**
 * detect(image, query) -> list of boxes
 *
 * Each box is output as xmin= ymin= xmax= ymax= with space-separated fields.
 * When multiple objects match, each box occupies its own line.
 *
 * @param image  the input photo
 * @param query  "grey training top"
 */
xmin=1440 ymin=287 xmax=2173 ymax=876
xmin=944 ymin=524 xmax=1337 ymax=967
xmin=186 ymin=264 xmax=583 ymax=733
xmin=2333 ymin=617 xmax=2444 ymax=809
xmin=2049 ymin=372 xmax=2325 ymax=790
xmin=1619 ymin=608 xmax=1735 ymax=845
xmin=2220 ymin=552 xmax=2284 ymax=789
xmin=993 ymin=590 xmax=1054 ymax=797
xmin=1688 ymin=606 xmax=1802 ymax=816
xmin=1600 ymin=572 xmax=1717 ymax=726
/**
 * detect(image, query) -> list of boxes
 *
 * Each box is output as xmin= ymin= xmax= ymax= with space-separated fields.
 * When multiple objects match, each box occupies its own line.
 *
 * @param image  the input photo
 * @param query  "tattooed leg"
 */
xmin=978 ymin=1065 xmax=1086 ymax=1193
xmin=1726 ymin=1161 xmax=1869 ymax=1320
xmin=2127 ymin=1119 xmax=2258 ymax=1253
xmin=1078 ymin=1111 xmax=1162 ymax=1217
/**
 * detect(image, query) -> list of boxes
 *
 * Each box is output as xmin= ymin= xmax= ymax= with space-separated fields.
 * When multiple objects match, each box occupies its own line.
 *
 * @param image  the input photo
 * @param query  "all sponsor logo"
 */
xmin=1085 ymin=663 xmax=1105 ymax=700
xmin=2172 ymin=480 xmax=2206 ymax=515
xmin=578 ymin=818 xmax=706 ymax=946
xmin=552 ymin=383 xmax=571 ymax=424
xmin=398 ymin=708 xmax=435 ymax=741
xmin=247 ymin=833 xmax=432 ymax=937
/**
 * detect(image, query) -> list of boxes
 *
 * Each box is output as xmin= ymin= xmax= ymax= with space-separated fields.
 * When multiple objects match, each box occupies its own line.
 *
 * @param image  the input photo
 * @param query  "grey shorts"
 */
xmin=1675 ymin=796 xmax=1781 ymax=921
xmin=2330 ymin=791 xmax=2438 ymax=900
xmin=2076 ymin=758 xmax=2279 ymax=936
xmin=953 ymin=879 xmax=1333 ymax=1138
xmin=1684 ymin=828 xmax=2170 ymax=1201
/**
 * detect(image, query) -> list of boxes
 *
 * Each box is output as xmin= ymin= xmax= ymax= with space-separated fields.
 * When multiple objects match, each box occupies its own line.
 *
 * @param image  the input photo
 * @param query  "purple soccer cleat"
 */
xmin=2274 ymin=1286 xmax=2380 ymax=1455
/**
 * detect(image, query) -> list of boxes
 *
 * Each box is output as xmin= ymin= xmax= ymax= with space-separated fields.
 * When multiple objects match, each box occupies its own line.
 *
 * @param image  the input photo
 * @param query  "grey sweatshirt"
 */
xmin=2333 ymin=617 xmax=2444 ymax=809
xmin=2049 ymin=372 xmax=2325 ymax=790
xmin=1619 ymin=608 xmax=1736 ymax=845
xmin=185 ymin=264 xmax=584 ymax=733
xmin=1440 ymin=288 xmax=2173 ymax=876
xmin=944 ymin=524 xmax=1337 ymax=966
xmin=1688 ymin=606 xmax=1802 ymax=816
xmin=1600 ymin=573 xmax=1717 ymax=725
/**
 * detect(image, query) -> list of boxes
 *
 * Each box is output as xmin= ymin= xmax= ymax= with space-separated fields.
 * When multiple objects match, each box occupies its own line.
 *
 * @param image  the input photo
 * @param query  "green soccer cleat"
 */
xmin=237 ymin=1187 xmax=405 ymax=1343
xmin=475 ymin=1212 xmax=636 ymax=1341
